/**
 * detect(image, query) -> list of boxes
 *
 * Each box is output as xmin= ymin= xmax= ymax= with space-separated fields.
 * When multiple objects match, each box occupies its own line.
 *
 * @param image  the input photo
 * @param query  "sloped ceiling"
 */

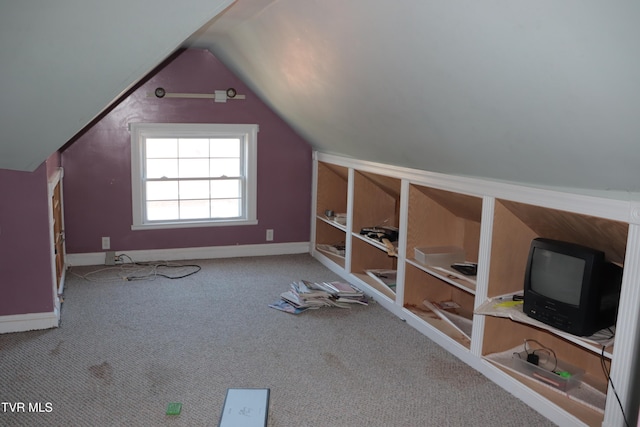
xmin=2 ymin=1 xmax=639 ymax=195
xmin=0 ymin=0 xmax=233 ymax=172
xmin=189 ymin=0 xmax=640 ymax=194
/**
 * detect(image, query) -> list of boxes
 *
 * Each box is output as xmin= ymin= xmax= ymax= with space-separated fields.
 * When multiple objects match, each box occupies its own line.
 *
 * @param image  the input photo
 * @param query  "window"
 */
xmin=130 ymin=123 xmax=258 ymax=230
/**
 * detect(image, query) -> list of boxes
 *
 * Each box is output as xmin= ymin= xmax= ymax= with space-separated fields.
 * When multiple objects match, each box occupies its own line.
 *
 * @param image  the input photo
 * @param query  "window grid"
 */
xmin=142 ymin=137 xmax=244 ymax=222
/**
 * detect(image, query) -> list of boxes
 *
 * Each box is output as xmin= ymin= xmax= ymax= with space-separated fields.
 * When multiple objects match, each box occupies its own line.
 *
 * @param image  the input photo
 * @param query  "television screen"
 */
xmin=530 ymin=247 xmax=585 ymax=306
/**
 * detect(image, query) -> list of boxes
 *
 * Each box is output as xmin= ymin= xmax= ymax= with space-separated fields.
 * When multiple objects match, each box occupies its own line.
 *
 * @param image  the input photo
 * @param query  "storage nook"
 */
xmin=350 ymin=170 xmax=401 ymax=301
xmin=314 ymin=162 xmax=349 ymax=268
xmin=403 ymin=185 xmax=483 ymax=349
xmin=480 ymin=199 xmax=628 ymax=426
xmin=311 ymin=152 xmax=640 ymax=427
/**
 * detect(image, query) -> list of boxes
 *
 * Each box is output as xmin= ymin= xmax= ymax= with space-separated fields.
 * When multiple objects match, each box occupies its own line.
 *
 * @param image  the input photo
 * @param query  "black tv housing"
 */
xmin=523 ymin=238 xmax=623 ymax=337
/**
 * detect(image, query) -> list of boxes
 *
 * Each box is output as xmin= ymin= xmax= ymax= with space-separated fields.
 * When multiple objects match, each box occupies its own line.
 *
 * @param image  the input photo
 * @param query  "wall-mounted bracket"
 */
xmin=150 ymin=87 xmax=245 ymax=103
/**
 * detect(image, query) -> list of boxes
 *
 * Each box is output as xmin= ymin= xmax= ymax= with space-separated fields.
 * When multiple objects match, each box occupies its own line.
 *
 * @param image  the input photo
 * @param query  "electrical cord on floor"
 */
xmin=600 ymin=345 xmax=630 ymax=427
xmin=71 ymin=253 xmax=201 ymax=282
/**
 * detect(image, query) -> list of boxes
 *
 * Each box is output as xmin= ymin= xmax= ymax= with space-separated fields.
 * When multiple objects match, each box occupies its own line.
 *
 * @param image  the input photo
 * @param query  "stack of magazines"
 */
xmin=269 ymin=280 xmax=368 ymax=314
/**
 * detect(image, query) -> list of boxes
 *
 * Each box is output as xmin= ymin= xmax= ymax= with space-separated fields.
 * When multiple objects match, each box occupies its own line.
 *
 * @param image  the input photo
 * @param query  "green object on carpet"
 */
xmin=166 ymin=402 xmax=182 ymax=415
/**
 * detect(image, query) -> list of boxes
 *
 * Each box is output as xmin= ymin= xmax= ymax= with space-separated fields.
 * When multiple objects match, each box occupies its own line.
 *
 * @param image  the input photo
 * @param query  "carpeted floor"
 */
xmin=0 ymin=254 xmax=554 ymax=426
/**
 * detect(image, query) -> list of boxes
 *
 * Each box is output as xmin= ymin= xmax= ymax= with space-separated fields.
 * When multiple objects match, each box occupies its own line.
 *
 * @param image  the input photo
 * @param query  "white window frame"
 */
xmin=129 ymin=122 xmax=258 ymax=230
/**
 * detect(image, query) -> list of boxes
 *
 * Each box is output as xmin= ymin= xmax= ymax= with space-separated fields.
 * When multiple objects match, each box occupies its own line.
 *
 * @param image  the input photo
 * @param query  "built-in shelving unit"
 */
xmin=311 ymin=152 xmax=640 ymax=427
xmin=47 ymin=167 xmax=66 ymax=326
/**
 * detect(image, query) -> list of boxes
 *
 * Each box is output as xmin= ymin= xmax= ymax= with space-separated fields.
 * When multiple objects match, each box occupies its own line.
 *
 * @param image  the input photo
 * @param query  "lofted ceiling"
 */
xmin=0 ymin=0 xmax=233 ymax=172
xmin=2 ymin=1 xmax=640 ymax=195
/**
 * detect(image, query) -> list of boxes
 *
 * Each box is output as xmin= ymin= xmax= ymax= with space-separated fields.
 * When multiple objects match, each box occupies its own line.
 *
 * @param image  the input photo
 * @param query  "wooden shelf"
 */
xmin=351 ymin=236 xmax=397 ymax=275
xmin=476 ymin=296 xmax=614 ymax=357
xmin=406 ymin=184 xmax=482 ymax=263
xmin=316 ymin=214 xmax=347 ymax=232
xmin=352 ymin=232 xmax=397 ymax=255
xmin=488 ymin=199 xmax=628 ymax=298
xmin=406 ymin=258 xmax=476 ymax=294
xmin=403 ymin=262 xmax=474 ymax=349
xmin=485 ymin=355 xmax=605 ymax=427
xmin=316 ymin=162 xmax=348 ymax=217
xmin=314 ymin=218 xmax=346 ymax=269
xmin=481 ymin=316 xmax=611 ymax=389
xmin=352 ymin=170 xmax=400 ymax=233
xmin=311 ymin=153 xmax=638 ymax=427
xmin=404 ymin=303 xmax=471 ymax=348
xmin=314 ymin=161 xmax=349 ymax=271
xmin=353 ymin=271 xmax=396 ymax=300
xmin=480 ymin=198 xmax=628 ymax=422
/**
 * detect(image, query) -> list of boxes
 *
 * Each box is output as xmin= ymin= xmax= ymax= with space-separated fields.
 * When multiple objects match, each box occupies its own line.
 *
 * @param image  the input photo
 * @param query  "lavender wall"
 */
xmin=62 ymin=49 xmax=313 ymax=253
xmin=0 ymin=163 xmax=54 ymax=315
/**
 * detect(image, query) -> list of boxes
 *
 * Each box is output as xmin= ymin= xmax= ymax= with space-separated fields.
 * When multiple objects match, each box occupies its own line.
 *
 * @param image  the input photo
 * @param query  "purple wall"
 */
xmin=62 ymin=49 xmax=313 ymax=253
xmin=0 ymin=163 xmax=54 ymax=315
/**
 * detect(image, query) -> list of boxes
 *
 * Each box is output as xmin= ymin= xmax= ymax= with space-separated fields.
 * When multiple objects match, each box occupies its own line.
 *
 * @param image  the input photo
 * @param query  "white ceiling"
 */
xmin=0 ymin=0 xmax=233 ymax=171
xmin=2 ymin=1 xmax=640 ymax=195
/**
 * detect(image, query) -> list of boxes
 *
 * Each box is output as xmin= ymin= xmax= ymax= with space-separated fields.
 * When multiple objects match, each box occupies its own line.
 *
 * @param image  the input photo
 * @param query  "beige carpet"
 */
xmin=0 ymin=254 xmax=553 ymax=426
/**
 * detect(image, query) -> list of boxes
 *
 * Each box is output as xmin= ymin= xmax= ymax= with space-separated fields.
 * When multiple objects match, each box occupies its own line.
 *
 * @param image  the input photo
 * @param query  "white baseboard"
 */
xmin=0 ymin=310 xmax=59 ymax=334
xmin=66 ymin=241 xmax=311 ymax=266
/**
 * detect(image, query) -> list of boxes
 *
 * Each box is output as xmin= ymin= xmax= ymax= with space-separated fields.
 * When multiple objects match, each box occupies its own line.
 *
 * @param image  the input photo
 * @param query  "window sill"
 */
xmin=131 ymin=218 xmax=258 ymax=231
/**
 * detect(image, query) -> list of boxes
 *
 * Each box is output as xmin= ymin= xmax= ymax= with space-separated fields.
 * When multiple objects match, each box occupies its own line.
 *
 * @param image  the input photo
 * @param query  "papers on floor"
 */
xmin=269 ymin=280 xmax=368 ymax=314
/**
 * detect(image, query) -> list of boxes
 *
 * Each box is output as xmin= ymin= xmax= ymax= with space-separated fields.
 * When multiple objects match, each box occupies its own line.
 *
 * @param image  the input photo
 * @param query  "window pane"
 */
xmin=211 ymin=199 xmax=240 ymax=218
xmin=146 ymin=138 xmax=177 ymax=158
xmin=179 ymin=138 xmax=209 ymax=158
xmin=211 ymin=138 xmax=240 ymax=157
xmin=147 ymin=159 xmax=178 ymax=179
xmin=180 ymin=200 xmax=210 ymax=219
xmin=211 ymin=179 xmax=241 ymax=198
xmin=180 ymin=180 xmax=209 ymax=200
xmin=147 ymin=181 xmax=178 ymax=201
xmin=133 ymin=123 xmax=257 ymax=228
xmin=179 ymin=159 xmax=210 ymax=178
xmin=147 ymin=200 xmax=179 ymax=221
xmin=211 ymin=158 xmax=240 ymax=177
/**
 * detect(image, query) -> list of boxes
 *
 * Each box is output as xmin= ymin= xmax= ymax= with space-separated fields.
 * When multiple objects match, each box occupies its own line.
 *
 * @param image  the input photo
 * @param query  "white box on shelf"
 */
xmin=414 ymin=246 xmax=465 ymax=266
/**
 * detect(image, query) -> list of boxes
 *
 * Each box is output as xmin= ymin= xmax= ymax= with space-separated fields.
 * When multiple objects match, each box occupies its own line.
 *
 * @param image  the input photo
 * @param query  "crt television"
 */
xmin=523 ymin=238 xmax=623 ymax=337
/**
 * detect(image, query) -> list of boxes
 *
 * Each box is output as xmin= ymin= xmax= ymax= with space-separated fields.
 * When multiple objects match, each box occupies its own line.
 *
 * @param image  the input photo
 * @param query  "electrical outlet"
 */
xmin=266 ymin=229 xmax=274 ymax=241
xmin=101 ymin=236 xmax=110 ymax=250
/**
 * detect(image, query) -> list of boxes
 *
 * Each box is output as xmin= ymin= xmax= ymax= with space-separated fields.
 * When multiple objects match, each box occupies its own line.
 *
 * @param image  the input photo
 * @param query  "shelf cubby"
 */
xmin=352 ymin=170 xmax=401 ymax=233
xmin=401 ymin=184 xmax=482 ymax=348
xmin=314 ymin=219 xmax=347 ymax=268
xmin=481 ymin=198 xmax=629 ymax=426
xmin=350 ymin=236 xmax=397 ymax=300
xmin=487 ymin=199 xmax=628 ymax=298
xmin=316 ymin=161 xmax=349 ymax=217
xmin=482 ymin=316 xmax=609 ymax=427
xmin=314 ymin=161 xmax=349 ymax=268
xmin=403 ymin=263 xmax=474 ymax=348
xmin=405 ymin=184 xmax=482 ymax=270
xmin=485 ymin=200 xmax=628 ymax=349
